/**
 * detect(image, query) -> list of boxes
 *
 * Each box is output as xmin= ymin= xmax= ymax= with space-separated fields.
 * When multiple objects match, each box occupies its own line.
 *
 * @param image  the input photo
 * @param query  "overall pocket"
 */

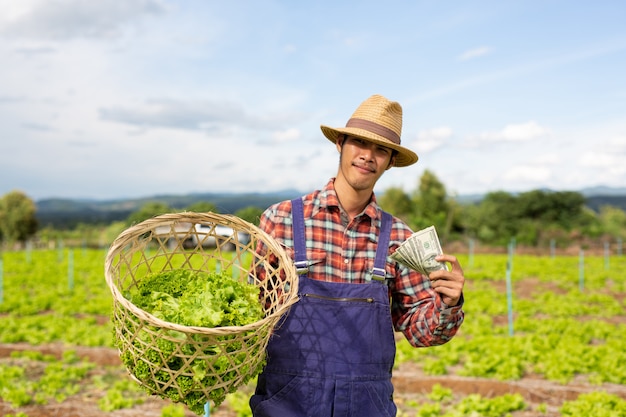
xmin=355 ymin=379 xmax=397 ymax=417
xmin=250 ymin=372 xmax=315 ymax=417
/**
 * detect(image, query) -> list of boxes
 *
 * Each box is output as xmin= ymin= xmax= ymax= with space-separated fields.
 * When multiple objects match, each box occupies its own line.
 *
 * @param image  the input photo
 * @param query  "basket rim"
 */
xmin=104 ymin=211 xmax=299 ymax=336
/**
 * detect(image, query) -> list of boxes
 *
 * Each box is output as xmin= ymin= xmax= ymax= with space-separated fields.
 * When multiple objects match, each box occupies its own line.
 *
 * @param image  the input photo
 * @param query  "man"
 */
xmin=250 ymin=94 xmax=465 ymax=416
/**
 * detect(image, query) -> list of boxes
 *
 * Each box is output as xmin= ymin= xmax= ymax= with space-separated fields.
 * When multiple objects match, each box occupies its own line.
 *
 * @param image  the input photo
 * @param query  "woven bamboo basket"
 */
xmin=105 ymin=212 xmax=298 ymax=413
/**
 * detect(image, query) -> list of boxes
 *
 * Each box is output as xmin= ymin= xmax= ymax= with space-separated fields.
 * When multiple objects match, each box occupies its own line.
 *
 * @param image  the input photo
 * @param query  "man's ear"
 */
xmin=386 ymin=154 xmax=397 ymax=170
xmin=336 ymin=135 xmax=344 ymax=152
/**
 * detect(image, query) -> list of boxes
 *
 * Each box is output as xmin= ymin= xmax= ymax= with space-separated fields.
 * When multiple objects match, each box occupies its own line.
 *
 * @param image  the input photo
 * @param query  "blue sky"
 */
xmin=1 ymin=0 xmax=625 ymax=201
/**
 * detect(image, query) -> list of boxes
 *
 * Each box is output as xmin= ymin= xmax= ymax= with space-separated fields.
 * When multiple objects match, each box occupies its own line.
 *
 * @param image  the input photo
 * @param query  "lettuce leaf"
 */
xmin=129 ymin=269 xmax=263 ymax=328
xmin=121 ymin=268 xmax=265 ymax=413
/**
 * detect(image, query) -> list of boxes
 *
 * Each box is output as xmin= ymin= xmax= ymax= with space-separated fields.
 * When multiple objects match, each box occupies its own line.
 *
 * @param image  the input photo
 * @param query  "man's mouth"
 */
xmin=353 ymin=163 xmax=375 ymax=173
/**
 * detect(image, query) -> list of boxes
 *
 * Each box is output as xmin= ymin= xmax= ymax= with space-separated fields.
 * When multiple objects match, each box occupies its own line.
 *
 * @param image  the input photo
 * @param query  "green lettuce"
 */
xmin=119 ymin=269 xmax=265 ymax=414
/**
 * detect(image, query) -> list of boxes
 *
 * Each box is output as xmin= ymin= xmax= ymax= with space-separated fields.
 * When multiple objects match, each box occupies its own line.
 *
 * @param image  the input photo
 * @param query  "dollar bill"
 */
xmin=390 ymin=225 xmax=446 ymax=275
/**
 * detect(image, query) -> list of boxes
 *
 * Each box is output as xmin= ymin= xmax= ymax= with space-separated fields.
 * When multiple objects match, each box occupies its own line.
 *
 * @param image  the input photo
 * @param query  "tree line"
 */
xmin=1 ymin=170 xmax=625 ymax=250
xmin=0 ymin=191 xmax=264 ymax=250
xmin=378 ymin=170 xmax=625 ymax=250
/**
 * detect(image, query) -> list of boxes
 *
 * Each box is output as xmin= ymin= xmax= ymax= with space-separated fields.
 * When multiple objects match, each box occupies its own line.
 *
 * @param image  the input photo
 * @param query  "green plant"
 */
xmin=98 ymin=379 xmax=145 ymax=411
xmin=560 ymin=391 xmax=626 ymax=416
xmin=120 ymin=269 xmax=265 ymax=414
xmin=427 ymin=383 xmax=453 ymax=402
xmin=129 ymin=269 xmax=263 ymax=328
xmin=161 ymin=403 xmax=187 ymax=417
xmin=226 ymin=389 xmax=253 ymax=417
xmin=0 ymin=350 xmax=95 ymax=408
xmin=444 ymin=393 xmax=526 ymax=417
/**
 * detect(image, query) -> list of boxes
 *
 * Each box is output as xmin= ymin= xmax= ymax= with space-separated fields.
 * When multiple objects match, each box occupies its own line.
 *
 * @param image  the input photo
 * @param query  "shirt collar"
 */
xmin=317 ymin=177 xmax=381 ymax=220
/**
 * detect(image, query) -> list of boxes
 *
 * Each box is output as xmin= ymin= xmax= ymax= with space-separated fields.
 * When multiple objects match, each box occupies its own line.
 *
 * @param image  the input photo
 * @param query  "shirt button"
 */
xmin=344 ymin=259 xmax=349 ymax=264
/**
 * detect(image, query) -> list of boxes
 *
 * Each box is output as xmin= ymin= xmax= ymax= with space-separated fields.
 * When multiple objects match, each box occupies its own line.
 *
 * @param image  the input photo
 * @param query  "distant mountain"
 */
xmin=574 ymin=186 xmax=626 ymax=212
xmin=456 ymin=186 xmax=626 ymax=207
xmin=35 ymin=190 xmax=303 ymax=228
xmin=579 ymin=186 xmax=626 ymax=197
xmin=35 ymin=186 xmax=626 ymax=229
xmin=583 ymin=195 xmax=626 ymax=213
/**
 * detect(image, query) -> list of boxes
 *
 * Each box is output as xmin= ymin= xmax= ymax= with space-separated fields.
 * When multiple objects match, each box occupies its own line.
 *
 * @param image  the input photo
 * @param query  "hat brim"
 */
xmin=321 ymin=125 xmax=418 ymax=167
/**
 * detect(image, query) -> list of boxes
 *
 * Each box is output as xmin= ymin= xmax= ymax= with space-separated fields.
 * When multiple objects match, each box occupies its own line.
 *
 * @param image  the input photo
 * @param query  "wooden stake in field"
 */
xmin=0 ymin=259 xmax=3 ymax=305
xmin=506 ymin=239 xmax=514 ymax=337
xmin=57 ymin=238 xmax=64 ymax=263
xmin=26 ymin=240 xmax=32 ymax=263
xmin=579 ymin=248 xmax=585 ymax=291
xmin=68 ymin=249 xmax=74 ymax=291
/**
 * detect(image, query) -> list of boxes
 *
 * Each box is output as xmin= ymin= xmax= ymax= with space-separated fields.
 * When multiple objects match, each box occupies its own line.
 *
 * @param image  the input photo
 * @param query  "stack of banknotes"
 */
xmin=390 ymin=225 xmax=447 ymax=275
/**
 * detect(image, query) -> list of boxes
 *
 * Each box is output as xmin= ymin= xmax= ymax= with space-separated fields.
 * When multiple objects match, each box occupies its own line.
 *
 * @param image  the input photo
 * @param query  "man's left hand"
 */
xmin=428 ymin=254 xmax=465 ymax=307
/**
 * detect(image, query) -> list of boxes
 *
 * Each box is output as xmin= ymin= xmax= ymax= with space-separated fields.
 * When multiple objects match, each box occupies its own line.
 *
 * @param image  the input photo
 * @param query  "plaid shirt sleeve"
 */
xmin=389 ymin=221 xmax=464 ymax=348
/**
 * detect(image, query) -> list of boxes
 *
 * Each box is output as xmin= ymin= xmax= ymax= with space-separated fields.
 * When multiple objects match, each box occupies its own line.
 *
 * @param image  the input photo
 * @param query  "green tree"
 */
xmin=102 ymin=221 xmax=128 ymax=246
xmin=126 ymin=202 xmax=173 ymax=225
xmin=457 ymin=202 xmax=481 ymax=239
xmin=378 ymin=187 xmax=413 ymax=223
xmin=0 ymin=190 xmax=38 ymax=244
xmin=186 ymin=201 xmax=219 ymax=213
xmin=516 ymin=190 xmax=586 ymax=229
xmin=512 ymin=190 xmax=587 ymax=245
xmin=598 ymin=205 xmax=626 ymax=240
xmin=412 ymin=170 xmax=452 ymax=237
xmin=577 ymin=206 xmax=603 ymax=239
xmin=462 ymin=189 xmax=592 ymax=247
xmin=235 ymin=206 xmax=264 ymax=226
xmin=471 ymin=191 xmax=520 ymax=246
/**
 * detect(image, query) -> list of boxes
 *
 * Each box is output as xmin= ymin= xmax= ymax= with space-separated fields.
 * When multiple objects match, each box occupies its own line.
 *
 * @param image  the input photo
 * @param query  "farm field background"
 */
xmin=0 ymin=247 xmax=625 ymax=417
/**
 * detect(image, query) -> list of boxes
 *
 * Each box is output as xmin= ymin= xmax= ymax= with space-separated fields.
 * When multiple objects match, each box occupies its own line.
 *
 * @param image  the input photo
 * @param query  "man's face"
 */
xmin=336 ymin=135 xmax=396 ymax=192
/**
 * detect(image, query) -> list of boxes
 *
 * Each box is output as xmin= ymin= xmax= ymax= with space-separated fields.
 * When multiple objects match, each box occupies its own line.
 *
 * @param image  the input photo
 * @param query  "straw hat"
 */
xmin=320 ymin=94 xmax=418 ymax=167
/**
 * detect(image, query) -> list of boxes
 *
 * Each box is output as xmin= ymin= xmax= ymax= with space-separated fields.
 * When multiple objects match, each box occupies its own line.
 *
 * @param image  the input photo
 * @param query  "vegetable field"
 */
xmin=1 ymin=248 xmax=625 ymax=416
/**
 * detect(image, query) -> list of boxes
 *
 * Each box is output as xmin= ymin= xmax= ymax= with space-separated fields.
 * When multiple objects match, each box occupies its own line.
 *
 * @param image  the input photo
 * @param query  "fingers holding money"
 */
xmin=434 ymin=254 xmax=464 ymax=275
xmin=390 ymin=226 xmax=446 ymax=276
xmin=390 ymin=226 xmax=465 ymax=306
xmin=428 ymin=254 xmax=465 ymax=307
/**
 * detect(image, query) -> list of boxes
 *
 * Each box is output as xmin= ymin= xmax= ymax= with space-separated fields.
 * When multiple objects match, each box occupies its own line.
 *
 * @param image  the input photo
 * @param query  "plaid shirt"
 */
xmin=258 ymin=178 xmax=464 ymax=347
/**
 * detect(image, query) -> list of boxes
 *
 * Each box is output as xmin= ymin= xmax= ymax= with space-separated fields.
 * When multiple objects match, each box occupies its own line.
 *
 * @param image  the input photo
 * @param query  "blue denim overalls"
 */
xmin=250 ymin=198 xmax=397 ymax=417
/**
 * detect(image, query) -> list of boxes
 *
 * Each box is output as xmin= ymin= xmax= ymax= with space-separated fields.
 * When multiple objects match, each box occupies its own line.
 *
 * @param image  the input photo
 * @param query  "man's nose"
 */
xmin=360 ymin=143 xmax=375 ymax=160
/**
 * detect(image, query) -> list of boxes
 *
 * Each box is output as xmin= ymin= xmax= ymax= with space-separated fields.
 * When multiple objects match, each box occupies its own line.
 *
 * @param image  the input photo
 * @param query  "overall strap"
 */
xmin=292 ymin=198 xmax=392 ymax=281
xmin=371 ymin=211 xmax=393 ymax=282
xmin=291 ymin=198 xmax=309 ymax=275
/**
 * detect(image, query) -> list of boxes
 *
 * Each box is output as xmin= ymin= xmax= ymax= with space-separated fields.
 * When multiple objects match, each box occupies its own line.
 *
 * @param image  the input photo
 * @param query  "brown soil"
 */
xmin=2 ymin=342 xmax=626 ymax=417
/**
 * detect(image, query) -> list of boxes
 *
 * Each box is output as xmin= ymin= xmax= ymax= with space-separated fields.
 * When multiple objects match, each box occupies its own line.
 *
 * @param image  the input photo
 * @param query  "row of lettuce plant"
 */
xmin=1 ymin=249 xmax=625 ymax=416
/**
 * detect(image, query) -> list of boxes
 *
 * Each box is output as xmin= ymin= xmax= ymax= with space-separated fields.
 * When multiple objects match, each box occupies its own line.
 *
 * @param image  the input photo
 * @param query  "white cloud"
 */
xmin=579 ymin=151 xmax=618 ymax=167
xmin=100 ymin=99 xmax=251 ymax=131
xmin=0 ymin=2 xmax=625 ymax=201
xmin=458 ymin=46 xmax=493 ymax=61
xmin=99 ymin=98 xmax=302 ymax=134
xmin=472 ymin=121 xmax=549 ymax=143
xmin=412 ymin=126 xmax=453 ymax=152
xmin=272 ymin=128 xmax=300 ymax=143
xmin=606 ymin=135 xmax=626 ymax=152
xmin=0 ymin=0 xmax=166 ymax=40
xmin=578 ymin=134 xmax=626 ymax=170
xmin=533 ymin=153 xmax=560 ymax=165
xmin=420 ymin=126 xmax=453 ymax=140
xmin=503 ymin=165 xmax=552 ymax=182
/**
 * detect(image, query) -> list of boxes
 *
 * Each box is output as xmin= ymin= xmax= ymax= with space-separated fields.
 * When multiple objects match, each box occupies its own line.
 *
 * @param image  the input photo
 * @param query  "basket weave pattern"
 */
xmin=105 ymin=212 xmax=298 ymax=410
